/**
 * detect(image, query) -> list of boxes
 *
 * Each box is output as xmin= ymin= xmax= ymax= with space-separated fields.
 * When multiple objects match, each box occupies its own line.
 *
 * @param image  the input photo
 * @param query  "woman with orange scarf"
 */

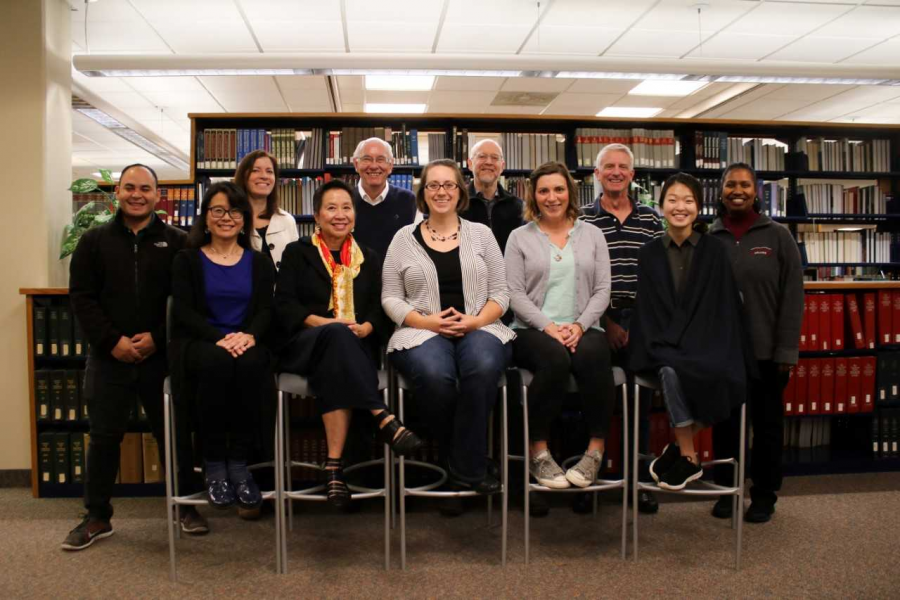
xmin=274 ymin=179 xmax=422 ymax=508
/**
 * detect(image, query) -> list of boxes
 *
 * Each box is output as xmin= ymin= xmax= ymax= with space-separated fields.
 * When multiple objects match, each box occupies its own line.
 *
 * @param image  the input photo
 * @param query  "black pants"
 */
xmin=513 ymin=328 xmax=615 ymax=441
xmin=186 ymin=341 xmax=273 ymax=463
xmin=714 ymin=360 xmax=789 ymax=506
xmin=279 ymin=323 xmax=386 ymax=415
xmin=84 ymin=354 xmax=197 ymax=521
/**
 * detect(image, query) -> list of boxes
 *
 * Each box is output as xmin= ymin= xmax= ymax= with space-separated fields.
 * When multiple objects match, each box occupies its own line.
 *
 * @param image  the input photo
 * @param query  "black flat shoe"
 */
xmin=637 ymin=490 xmax=659 ymax=514
xmin=324 ymin=458 xmax=351 ymax=509
xmin=206 ymin=478 xmax=236 ymax=509
xmin=373 ymin=411 xmax=423 ymax=457
xmin=449 ymin=470 xmax=502 ymax=495
xmin=712 ymin=495 xmax=733 ymax=519
xmin=438 ymin=494 xmax=465 ymax=518
xmin=234 ymin=477 xmax=263 ymax=510
xmin=744 ymin=502 xmax=774 ymax=523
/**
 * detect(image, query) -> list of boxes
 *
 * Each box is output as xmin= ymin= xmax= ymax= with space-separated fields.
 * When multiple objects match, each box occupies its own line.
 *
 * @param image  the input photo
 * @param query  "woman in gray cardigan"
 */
xmin=505 ymin=162 xmax=615 ymax=490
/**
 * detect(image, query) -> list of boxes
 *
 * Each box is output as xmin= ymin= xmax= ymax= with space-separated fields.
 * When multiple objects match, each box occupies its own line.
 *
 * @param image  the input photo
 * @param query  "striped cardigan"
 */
xmin=381 ymin=218 xmax=515 ymax=353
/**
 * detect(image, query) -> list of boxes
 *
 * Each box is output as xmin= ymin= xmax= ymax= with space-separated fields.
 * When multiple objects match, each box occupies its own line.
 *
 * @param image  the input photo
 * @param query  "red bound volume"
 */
xmin=878 ymin=290 xmax=892 ymax=346
xmin=807 ymin=359 xmax=821 ymax=415
xmin=831 ymin=294 xmax=844 ymax=351
xmin=701 ymin=428 xmax=713 ymax=462
xmin=795 ymin=359 xmax=808 ymax=416
xmin=800 ymin=296 xmax=809 ymax=351
xmin=783 ymin=365 xmax=796 ymax=416
xmin=820 ymin=359 xmax=835 ymax=415
xmin=846 ymin=293 xmax=865 ymax=350
xmin=862 ymin=357 xmax=876 ymax=413
xmin=864 ymin=293 xmax=877 ymax=349
xmin=834 ymin=357 xmax=848 ymax=414
xmin=818 ymin=295 xmax=831 ymax=351
xmin=808 ymin=294 xmax=820 ymax=351
xmin=893 ymin=292 xmax=900 ymax=344
xmin=848 ymin=357 xmax=862 ymax=414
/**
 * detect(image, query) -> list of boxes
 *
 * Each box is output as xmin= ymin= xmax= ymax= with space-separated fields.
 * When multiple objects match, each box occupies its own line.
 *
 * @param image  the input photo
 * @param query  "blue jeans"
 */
xmin=390 ymin=330 xmax=511 ymax=482
xmin=658 ymin=366 xmax=695 ymax=428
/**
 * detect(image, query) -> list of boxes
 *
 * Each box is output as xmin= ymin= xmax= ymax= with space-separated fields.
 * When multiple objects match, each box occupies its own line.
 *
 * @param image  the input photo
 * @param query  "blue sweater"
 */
xmin=352 ymin=186 xmax=417 ymax=259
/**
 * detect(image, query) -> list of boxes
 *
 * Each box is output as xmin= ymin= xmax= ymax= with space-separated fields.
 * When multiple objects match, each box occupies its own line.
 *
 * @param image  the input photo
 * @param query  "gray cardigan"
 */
xmin=505 ymin=220 xmax=611 ymax=332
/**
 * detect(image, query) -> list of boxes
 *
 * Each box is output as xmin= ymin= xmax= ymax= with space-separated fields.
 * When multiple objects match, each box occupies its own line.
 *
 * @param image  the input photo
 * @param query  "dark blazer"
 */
xmin=274 ymin=237 xmax=390 ymax=350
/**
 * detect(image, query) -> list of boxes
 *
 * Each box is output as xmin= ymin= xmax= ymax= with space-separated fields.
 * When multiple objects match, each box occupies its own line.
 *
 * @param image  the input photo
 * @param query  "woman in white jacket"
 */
xmin=234 ymin=149 xmax=299 ymax=270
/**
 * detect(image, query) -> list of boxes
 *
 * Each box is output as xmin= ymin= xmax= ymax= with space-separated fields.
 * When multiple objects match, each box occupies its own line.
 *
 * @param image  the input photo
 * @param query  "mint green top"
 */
xmin=541 ymin=242 xmax=577 ymax=325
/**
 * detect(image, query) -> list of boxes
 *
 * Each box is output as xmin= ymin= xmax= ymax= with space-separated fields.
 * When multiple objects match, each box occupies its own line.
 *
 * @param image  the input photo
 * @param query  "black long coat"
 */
xmin=628 ymin=234 xmax=754 ymax=426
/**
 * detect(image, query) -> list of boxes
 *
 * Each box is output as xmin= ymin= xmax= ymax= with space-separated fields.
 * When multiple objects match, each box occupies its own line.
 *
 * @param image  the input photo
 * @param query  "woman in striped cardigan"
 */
xmin=383 ymin=159 xmax=514 ymax=504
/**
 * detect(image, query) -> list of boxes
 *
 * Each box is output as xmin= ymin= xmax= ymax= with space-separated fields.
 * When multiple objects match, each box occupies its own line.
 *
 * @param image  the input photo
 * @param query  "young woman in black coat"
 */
xmin=170 ymin=181 xmax=276 ymax=511
xmin=628 ymin=173 xmax=753 ymax=491
xmin=275 ymin=179 xmax=422 ymax=508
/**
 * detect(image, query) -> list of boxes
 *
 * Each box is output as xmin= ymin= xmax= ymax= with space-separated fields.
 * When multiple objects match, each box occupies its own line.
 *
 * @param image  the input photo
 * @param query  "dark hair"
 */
xmin=717 ymin=162 xmax=761 ymax=217
xmin=186 ymin=181 xmax=254 ymax=249
xmin=525 ymin=161 xmax=580 ymax=223
xmin=416 ymin=159 xmax=469 ymax=214
xmin=119 ymin=163 xmax=159 ymax=187
xmin=659 ymin=172 xmax=707 ymax=233
xmin=313 ymin=179 xmax=355 ymax=216
xmin=234 ymin=150 xmax=280 ymax=219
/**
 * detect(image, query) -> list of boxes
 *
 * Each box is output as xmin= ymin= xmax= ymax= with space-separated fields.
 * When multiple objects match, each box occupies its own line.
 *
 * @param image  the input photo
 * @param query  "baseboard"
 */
xmin=0 ymin=470 xmax=30 ymax=487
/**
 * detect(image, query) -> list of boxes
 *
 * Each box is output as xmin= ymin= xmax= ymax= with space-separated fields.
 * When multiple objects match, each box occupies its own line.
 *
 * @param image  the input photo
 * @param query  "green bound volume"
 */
xmin=47 ymin=306 xmax=60 ymax=357
xmin=64 ymin=370 xmax=79 ymax=422
xmin=38 ymin=432 xmax=54 ymax=485
xmin=53 ymin=432 xmax=70 ymax=484
xmin=70 ymin=433 xmax=86 ymax=484
xmin=79 ymin=370 xmax=88 ymax=420
xmin=33 ymin=305 xmax=48 ymax=357
xmin=34 ymin=370 xmax=50 ymax=422
xmin=58 ymin=305 xmax=73 ymax=357
xmin=50 ymin=370 xmax=65 ymax=422
xmin=72 ymin=314 xmax=85 ymax=357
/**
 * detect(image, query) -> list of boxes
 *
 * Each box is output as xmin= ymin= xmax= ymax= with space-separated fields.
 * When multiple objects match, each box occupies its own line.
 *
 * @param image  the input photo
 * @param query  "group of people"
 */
xmin=62 ymin=135 xmax=802 ymax=553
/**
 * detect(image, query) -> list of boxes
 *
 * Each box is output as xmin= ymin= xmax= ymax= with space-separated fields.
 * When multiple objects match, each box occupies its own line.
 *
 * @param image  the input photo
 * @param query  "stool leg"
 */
xmin=522 ymin=385 xmax=530 ymax=565
xmin=276 ymin=390 xmax=286 ymax=574
xmin=620 ymin=382 xmax=629 ymax=560
xmin=285 ymin=398 xmax=294 ymax=533
xmin=399 ymin=389 xmax=407 ymax=571
xmin=736 ymin=403 xmax=747 ymax=571
xmin=632 ymin=382 xmax=640 ymax=562
xmin=383 ymin=388 xmax=390 ymax=571
xmin=501 ymin=385 xmax=508 ymax=568
xmin=487 ymin=411 xmax=494 ymax=527
xmin=170 ymin=396 xmax=181 ymax=542
xmin=164 ymin=393 xmax=177 ymax=583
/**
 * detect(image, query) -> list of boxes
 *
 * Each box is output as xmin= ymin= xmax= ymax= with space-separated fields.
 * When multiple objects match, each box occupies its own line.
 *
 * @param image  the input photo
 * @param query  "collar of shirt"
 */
xmin=117 ymin=209 xmax=157 ymax=239
xmin=662 ymin=230 xmax=701 ymax=248
xmin=357 ymin=180 xmax=390 ymax=206
xmin=468 ymin=181 xmax=512 ymax=202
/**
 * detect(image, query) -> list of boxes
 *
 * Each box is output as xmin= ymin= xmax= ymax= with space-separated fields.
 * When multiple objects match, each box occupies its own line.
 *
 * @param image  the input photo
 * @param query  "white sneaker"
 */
xmin=565 ymin=450 xmax=603 ymax=488
xmin=530 ymin=450 xmax=570 ymax=489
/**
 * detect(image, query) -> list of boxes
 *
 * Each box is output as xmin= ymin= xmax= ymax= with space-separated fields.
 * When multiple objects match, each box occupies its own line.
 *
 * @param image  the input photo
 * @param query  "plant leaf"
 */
xmin=69 ymin=178 xmax=99 ymax=194
xmin=94 ymin=212 xmax=115 ymax=225
xmin=59 ymin=225 xmax=82 ymax=259
xmin=99 ymin=169 xmax=115 ymax=185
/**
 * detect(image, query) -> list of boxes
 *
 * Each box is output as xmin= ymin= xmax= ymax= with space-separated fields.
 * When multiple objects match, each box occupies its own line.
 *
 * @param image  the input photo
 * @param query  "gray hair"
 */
xmin=469 ymin=138 xmax=504 ymax=160
xmin=353 ymin=137 xmax=394 ymax=162
xmin=596 ymin=143 xmax=634 ymax=170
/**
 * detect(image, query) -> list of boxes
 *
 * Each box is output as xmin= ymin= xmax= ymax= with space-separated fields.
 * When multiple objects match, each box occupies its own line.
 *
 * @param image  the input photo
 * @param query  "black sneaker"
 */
xmin=637 ymin=490 xmax=659 ymax=514
xmin=649 ymin=443 xmax=681 ymax=483
xmin=711 ymin=496 xmax=733 ymax=519
xmin=61 ymin=516 xmax=113 ymax=551
xmin=571 ymin=491 xmax=592 ymax=515
xmin=438 ymin=495 xmax=465 ymax=518
xmin=657 ymin=457 xmax=703 ymax=491
xmin=180 ymin=506 xmax=210 ymax=535
xmin=528 ymin=491 xmax=549 ymax=518
xmin=744 ymin=502 xmax=775 ymax=523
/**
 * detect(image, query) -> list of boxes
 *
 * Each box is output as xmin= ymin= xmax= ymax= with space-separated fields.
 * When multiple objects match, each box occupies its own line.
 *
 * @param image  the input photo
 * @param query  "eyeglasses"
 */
xmin=424 ymin=181 xmax=459 ymax=192
xmin=474 ymin=153 xmax=502 ymax=163
xmin=357 ymin=155 xmax=391 ymax=166
xmin=208 ymin=207 xmax=245 ymax=220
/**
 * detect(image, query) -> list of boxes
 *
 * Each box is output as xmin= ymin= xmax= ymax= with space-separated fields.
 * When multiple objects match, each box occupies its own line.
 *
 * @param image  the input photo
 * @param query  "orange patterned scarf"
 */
xmin=311 ymin=232 xmax=364 ymax=321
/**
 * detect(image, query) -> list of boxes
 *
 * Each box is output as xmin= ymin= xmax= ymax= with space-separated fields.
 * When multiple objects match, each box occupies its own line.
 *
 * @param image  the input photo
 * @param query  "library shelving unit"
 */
xmin=20 ymin=288 xmax=166 ymax=498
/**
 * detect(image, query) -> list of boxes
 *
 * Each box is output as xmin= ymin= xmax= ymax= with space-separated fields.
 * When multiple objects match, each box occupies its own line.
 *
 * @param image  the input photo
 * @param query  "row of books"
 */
xmin=425 ymin=133 xmax=449 ymax=162
xmin=38 ymin=432 xmax=162 ymax=486
xmin=494 ymin=132 xmax=567 ymax=171
xmin=786 ymin=418 xmax=831 ymax=449
xmin=873 ymin=410 xmax=900 ymax=458
xmin=277 ymin=177 xmax=323 ymax=217
xmin=575 ymin=128 xmax=677 ymax=169
xmin=794 ymin=138 xmax=892 ymax=173
xmin=326 ymin=126 xmax=421 ymax=166
xmin=797 ymin=230 xmax=897 ymax=264
xmin=694 ymin=133 xmax=786 ymax=171
xmin=35 ymin=369 xmax=87 ymax=423
xmin=160 ymin=186 xmax=197 ymax=228
xmin=196 ymin=128 xmax=326 ymax=170
xmin=797 ymin=183 xmax=889 ymax=215
xmin=33 ymin=303 xmax=85 ymax=358
xmin=798 ymin=291 xmax=900 ymax=351
xmin=784 ymin=357 xmax=876 ymax=415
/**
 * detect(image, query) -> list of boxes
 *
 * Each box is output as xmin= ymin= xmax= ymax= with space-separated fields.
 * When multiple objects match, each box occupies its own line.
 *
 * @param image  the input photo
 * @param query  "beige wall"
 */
xmin=0 ymin=0 xmax=72 ymax=470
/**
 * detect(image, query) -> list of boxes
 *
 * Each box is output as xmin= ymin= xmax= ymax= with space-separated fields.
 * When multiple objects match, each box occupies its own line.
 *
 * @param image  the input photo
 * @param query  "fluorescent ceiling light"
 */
xmin=836 ymin=227 xmax=864 ymax=232
xmin=557 ymin=71 xmax=687 ymax=81
xmin=365 ymin=75 xmax=435 ymax=91
xmin=597 ymin=107 xmax=663 ymax=118
xmin=629 ymin=80 xmax=707 ymax=97
xmin=365 ymin=103 xmax=427 ymax=114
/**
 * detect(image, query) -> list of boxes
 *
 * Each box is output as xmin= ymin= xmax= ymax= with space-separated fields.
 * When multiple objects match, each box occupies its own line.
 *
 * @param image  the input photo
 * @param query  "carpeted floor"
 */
xmin=2 ymin=472 xmax=899 ymax=599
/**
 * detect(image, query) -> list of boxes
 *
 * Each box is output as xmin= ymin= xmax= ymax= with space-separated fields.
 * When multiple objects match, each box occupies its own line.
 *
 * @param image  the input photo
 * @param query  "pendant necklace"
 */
xmin=425 ymin=219 xmax=459 ymax=242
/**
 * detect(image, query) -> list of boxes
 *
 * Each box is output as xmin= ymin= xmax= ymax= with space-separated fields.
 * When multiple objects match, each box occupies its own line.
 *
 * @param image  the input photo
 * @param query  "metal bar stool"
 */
xmin=275 ymin=371 xmax=391 ymax=572
xmin=163 ymin=376 xmax=283 ymax=581
xmin=631 ymin=373 xmax=747 ymax=570
xmin=510 ymin=366 xmax=629 ymax=563
xmin=395 ymin=370 xmax=509 ymax=570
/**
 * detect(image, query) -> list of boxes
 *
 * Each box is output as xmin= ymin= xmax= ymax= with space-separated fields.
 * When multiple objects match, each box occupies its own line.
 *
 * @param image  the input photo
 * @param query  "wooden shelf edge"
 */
xmin=804 ymin=282 xmax=900 ymax=290
xmin=19 ymin=288 xmax=69 ymax=296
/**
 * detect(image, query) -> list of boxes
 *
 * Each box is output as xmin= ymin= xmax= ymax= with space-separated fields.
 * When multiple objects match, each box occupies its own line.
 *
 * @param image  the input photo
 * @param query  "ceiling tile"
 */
xmin=541 ymin=105 xmax=607 ymax=117
xmin=348 ymin=21 xmax=437 ymax=52
xmin=548 ymin=93 xmax=623 ymax=109
xmin=72 ymin=72 xmax=135 ymax=93
xmin=427 ymin=91 xmax=497 ymax=111
xmin=151 ymin=21 xmax=259 ymax=53
xmin=213 ymin=91 xmax=288 ymax=112
xmin=433 ymin=77 xmax=507 ymax=91
xmin=842 ymin=38 xmax=900 ymax=64
xmin=720 ymin=99 xmax=816 ymax=120
xmin=634 ymin=0 xmax=756 ymax=31
xmin=364 ymin=90 xmax=430 ymax=104
xmin=566 ymin=79 xmax=638 ymax=94
xmin=443 ymin=0 xmax=547 ymax=25
xmin=345 ymin=0 xmax=444 ymax=22
xmin=282 ymin=90 xmax=333 ymax=112
xmin=686 ymin=33 xmax=797 ymax=59
xmin=198 ymin=75 xmax=279 ymax=94
xmin=766 ymin=36 xmax=878 ymax=63
xmin=71 ymin=0 xmax=143 ymax=22
xmin=501 ymin=78 xmax=576 ymax=93
xmin=484 ymin=105 xmax=546 ymax=115
xmin=74 ymin=25 xmax=169 ymax=53
xmin=605 ymin=29 xmax=706 ymax=57
xmin=436 ymin=24 xmax=532 ymax=53
xmin=722 ymin=2 xmax=849 ymax=36
xmin=541 ymin=0 xmax=659 ymax=26
xmin=337 ymin=76 xmax=364 ymax=91
xmin=520 ymin=26 xmax=623 ymax=55
xmin=816 ymin=6 xmax=900 ymax=38
xmin=125 ymin=77 xmax=208 ymax=93
xmin=253 ymin=21 xmax=346 ymax=52
xmin=236 ymin=0 xmax=342 ymax=19
xmin=139 ymin=90 xmax=220 ymax=108
xmin=757 ymin=84 xmax=853 ymax=102
xmin=275 ymin=76 xmax=329 ymax=91
xmin=612 ymin=95 xmax=680 ymax=109
xmin=130 ymin=0 xmax=244 ymax=23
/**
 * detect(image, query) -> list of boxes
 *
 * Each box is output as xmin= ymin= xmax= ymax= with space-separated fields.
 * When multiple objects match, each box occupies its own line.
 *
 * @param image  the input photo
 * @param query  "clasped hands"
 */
xmin=216 ymin=332 xmax=256 ymax=358
xmin=543 ymin=322 xmax=584 ymax=353
xmin=423 ymin=307 xmax=481 ymax=338
xmin=111 ymin=333 xmax=156 ymax=363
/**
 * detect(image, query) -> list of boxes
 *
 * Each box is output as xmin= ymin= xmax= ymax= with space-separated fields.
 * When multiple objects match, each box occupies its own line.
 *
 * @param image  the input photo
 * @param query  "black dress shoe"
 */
xmin=449 ymin=470 xmax=502 ymax=495
xmin=206 ymin=478 xmax=236 ymax=509
xmin=438 ymin=495 xmax=465 ymax=518
xmin=234 ymin=477 xmax=263 ymax=510
xmin=528 ymin=491 xmax=549 ymax=517
xmin=744 ymin=502 xmax=774 ymax=523
xmin=571 ymin=491 xmax=592 ymax=514
xmin=637 ymin=490 xmax=659 ymax=514
xmin=711 ymin=495 xmax=733 ymax=519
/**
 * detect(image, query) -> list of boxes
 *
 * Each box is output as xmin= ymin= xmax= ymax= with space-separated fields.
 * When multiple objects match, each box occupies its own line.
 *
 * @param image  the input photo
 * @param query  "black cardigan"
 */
xmin=628 ymin=234 xmax=755 ymax=426
xmin=273 ymin=237 xmax=390 ymax=350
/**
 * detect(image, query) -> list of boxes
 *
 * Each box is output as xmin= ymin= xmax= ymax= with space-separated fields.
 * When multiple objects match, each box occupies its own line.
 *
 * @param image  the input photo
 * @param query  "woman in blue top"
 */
xmin=170 ymin=181 xmax=276 ymax=511
xmin=505 ymin=161 xmax=614 ymax=491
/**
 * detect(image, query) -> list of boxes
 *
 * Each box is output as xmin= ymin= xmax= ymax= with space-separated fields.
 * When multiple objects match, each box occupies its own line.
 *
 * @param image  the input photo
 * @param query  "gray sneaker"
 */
xmin=566 ymin=450 xmax=603 ymax=488
xmin=530 ymin=450 xmax=570 ymax=489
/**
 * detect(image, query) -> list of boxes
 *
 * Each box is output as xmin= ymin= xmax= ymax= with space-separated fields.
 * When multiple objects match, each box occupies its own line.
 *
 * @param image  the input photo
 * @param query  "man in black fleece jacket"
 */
xmin=62 ymin=164 xmax=205 ymax=551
